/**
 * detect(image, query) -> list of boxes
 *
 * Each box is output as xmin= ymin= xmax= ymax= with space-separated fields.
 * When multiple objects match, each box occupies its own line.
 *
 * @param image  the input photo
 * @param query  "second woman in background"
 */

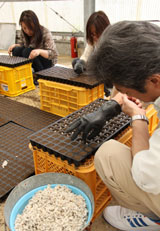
xmin=72 ymin=11 xmax=112 ymax=94
xmin=8 ymin=10 xmax=58 ymax=72
xmin=72 ymin=11 xmax=110 ymax=74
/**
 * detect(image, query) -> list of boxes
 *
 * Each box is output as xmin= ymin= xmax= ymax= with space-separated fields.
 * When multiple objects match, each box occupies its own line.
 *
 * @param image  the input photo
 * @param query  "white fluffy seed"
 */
xmin=15 ymin=185 xmax=88 ymax=231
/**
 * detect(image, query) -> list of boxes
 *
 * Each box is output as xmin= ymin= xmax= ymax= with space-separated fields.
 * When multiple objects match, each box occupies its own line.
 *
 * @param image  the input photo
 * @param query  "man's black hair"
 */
xmin=88 ymin=20 xmax=160 ymax=92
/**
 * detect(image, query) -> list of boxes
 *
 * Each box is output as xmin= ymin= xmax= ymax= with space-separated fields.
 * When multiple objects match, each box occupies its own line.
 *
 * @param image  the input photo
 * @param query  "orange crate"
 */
xmin=39 ymin=79 xmax=104 ymax=117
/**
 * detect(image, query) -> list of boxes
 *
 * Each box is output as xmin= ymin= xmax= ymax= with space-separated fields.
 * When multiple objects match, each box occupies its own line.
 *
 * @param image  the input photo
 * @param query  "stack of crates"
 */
xmin=39 ymin=79 xmax=104 ymax=117
xmin=30 ymin=104 xmax=159 ymax=222
xmin=0 ymin=56 xmax=35 ymax=97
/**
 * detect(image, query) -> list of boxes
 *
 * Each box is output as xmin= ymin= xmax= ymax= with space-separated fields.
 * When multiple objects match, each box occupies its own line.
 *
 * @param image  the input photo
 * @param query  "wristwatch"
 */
xmin=131 ymin=114 xmax=149 ymax=125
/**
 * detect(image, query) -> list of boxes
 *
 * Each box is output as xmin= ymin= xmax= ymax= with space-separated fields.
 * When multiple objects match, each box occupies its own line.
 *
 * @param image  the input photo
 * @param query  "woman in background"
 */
xmin=8 ymin=10 xmax=58 ymax=72
xmin=72 ymin=11 xmax=110 ymax=74
xmin=72 ymin=11 xmax=111 ymax=94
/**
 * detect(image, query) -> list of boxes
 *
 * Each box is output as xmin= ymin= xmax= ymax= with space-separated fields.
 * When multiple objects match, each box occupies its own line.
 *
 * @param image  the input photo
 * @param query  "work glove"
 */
xmin=66 ymin=100 xmax=121 ymax=142
xmin=72 ymin=58 xmax=86 ymax=74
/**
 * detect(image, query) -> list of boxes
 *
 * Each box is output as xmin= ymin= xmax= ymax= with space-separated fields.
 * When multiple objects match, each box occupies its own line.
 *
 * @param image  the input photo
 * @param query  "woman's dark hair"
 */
xmin=19 ymin=10 xmax=42 ymax=47
xmin=86 ymin=11 xmax=110 ymax=45
xmin=88 ymin=20 xmax=160 ymax=92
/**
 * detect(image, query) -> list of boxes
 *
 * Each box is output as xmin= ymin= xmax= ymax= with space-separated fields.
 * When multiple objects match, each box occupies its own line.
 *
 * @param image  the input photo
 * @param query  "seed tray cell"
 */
xmin=0 ymin=122 xmax=34 ymax=198
xmin=0 ymin=55 xmax=32 ymax=67
xmin=29 ymin=99 xmax=131 ymax=166
xmin=35 ymin=66 xmax=102 ymax=89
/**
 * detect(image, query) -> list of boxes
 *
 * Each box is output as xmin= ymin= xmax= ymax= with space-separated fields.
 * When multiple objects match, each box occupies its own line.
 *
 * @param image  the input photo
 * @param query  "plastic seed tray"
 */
xmin=35 ymin=66 xmax=102 ymax=89
xmin=0 ymin=96 xmax=61 ymax=132
xmin=15 ymin=108 xmax=61 ymax=132
xmin=0 ymin=122 xmax=34 ymax=198
xmin=0 ymin=55 xmax=32 ymax=67
xmin=0 ymin=96 xmax=33 ymax=120
xmin=29 ymin=99 xmax=131 ymax=166
xmin=0 ymin=118 xmax=9 ymax=127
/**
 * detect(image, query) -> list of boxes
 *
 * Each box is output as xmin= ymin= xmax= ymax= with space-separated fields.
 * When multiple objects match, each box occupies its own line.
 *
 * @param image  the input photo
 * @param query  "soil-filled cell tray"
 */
xmin=29 ymin=99 xmax=131 ymax=167
xmin=0 ymin=96 xmax=33 ymax=120
xmin=35 ymin=66 xmax=102 ymax=89
xmin=0 ymin=96 xmax=61 ymax=132
xmin=15 ymin=108 xmax=61 ymax=132
xmin=0 ymin=55 xmax=32 ymax=67
xmin=0 ymin=122 xmax=34 ymax=198
xmin=0 ymin=117 xmax=9 ymax=127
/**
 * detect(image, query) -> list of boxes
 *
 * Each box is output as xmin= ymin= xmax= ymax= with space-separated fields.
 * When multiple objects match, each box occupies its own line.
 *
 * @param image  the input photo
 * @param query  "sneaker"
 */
xmin=103 ymin=206 xmax=160 ymax=231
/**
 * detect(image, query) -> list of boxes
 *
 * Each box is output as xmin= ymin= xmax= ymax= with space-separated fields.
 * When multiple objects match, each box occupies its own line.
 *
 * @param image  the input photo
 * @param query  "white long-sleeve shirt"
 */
xmin=80 ymin=43 xmax=94 ymax=62
xmin=131 ymin=96 xmax=160 ymax=195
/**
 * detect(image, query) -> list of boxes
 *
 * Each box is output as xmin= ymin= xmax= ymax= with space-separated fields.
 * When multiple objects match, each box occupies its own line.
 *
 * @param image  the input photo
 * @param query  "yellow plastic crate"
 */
xmin=39 ymin=79 xmax=104 ymax=117
xmin=0 ymin=63 xmax=35 ymax=97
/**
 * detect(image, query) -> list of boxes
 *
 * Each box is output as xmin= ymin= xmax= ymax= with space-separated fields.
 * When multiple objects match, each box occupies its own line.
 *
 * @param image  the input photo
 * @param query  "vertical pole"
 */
xmin=83 ymin=0 xmax=95 ymax=44
xmin=136 ymin=0 xmax=143 ymax=20
xmin=10 ymin=2 xmax=15 ymax=23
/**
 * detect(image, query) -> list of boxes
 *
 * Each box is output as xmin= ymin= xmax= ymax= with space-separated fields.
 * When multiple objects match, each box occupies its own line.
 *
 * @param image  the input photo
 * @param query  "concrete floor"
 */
xmin=0 ymin=54 xmax=120 ymax=231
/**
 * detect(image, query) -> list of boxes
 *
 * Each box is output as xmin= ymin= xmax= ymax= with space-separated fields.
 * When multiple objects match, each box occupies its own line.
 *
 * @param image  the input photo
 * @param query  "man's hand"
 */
xmin=121 ymin=95 xmax=146 ymax=116
xmin=66 ymin=100 xmax=121 ymax=142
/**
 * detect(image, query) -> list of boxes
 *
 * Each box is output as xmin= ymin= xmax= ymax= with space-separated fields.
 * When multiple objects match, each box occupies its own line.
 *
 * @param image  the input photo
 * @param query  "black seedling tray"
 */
xmin=0 ymin=118 xmax=9 ymax=127
xmin=0 ymin=55 xmax=32 ymax=67
xmin=0 ymin=122 xmax=34 ymax=198
xmin=0 ymin=96 xmax=61 ymax=132
xmin=29 ymin=99 xmax=131 ymax=167
xmin=14 ymin=107 xmax=61 ymax=132
xmin=35 ymin=66 xmax=102 ymax=89
xmin=0 ymin=96 xmax=33 ymax=120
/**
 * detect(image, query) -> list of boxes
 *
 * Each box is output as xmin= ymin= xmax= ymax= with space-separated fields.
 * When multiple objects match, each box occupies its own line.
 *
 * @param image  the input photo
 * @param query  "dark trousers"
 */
xmin=12 ymin=46 xmax=52 ymax=72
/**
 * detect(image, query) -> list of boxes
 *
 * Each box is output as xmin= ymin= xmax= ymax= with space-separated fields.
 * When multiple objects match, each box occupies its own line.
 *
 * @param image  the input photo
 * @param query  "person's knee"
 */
xmin=12 ymin=47 xmax=22 ymax=57
xmin=94 ymin=139 xmax=131 ymax=178
xmin=94 ymin=139 xmax=117 ymax=167
xmin=22 ymin=47 xmax=32 ymax=58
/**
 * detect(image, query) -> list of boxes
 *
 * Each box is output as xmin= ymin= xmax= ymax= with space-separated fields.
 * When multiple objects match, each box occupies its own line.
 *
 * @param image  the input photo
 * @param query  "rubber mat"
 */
xmin=35 ymin=66 xmax=102 ymax=89
xmin=0 ymin=96 xmax=61 ymax=131
xmin=0 ymin=122 xmax=34 ymax=198
xmin=29 ymin=99 xmax=131 ymax=166
xmin=0 ymin=55 xmax=32 ymax=67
